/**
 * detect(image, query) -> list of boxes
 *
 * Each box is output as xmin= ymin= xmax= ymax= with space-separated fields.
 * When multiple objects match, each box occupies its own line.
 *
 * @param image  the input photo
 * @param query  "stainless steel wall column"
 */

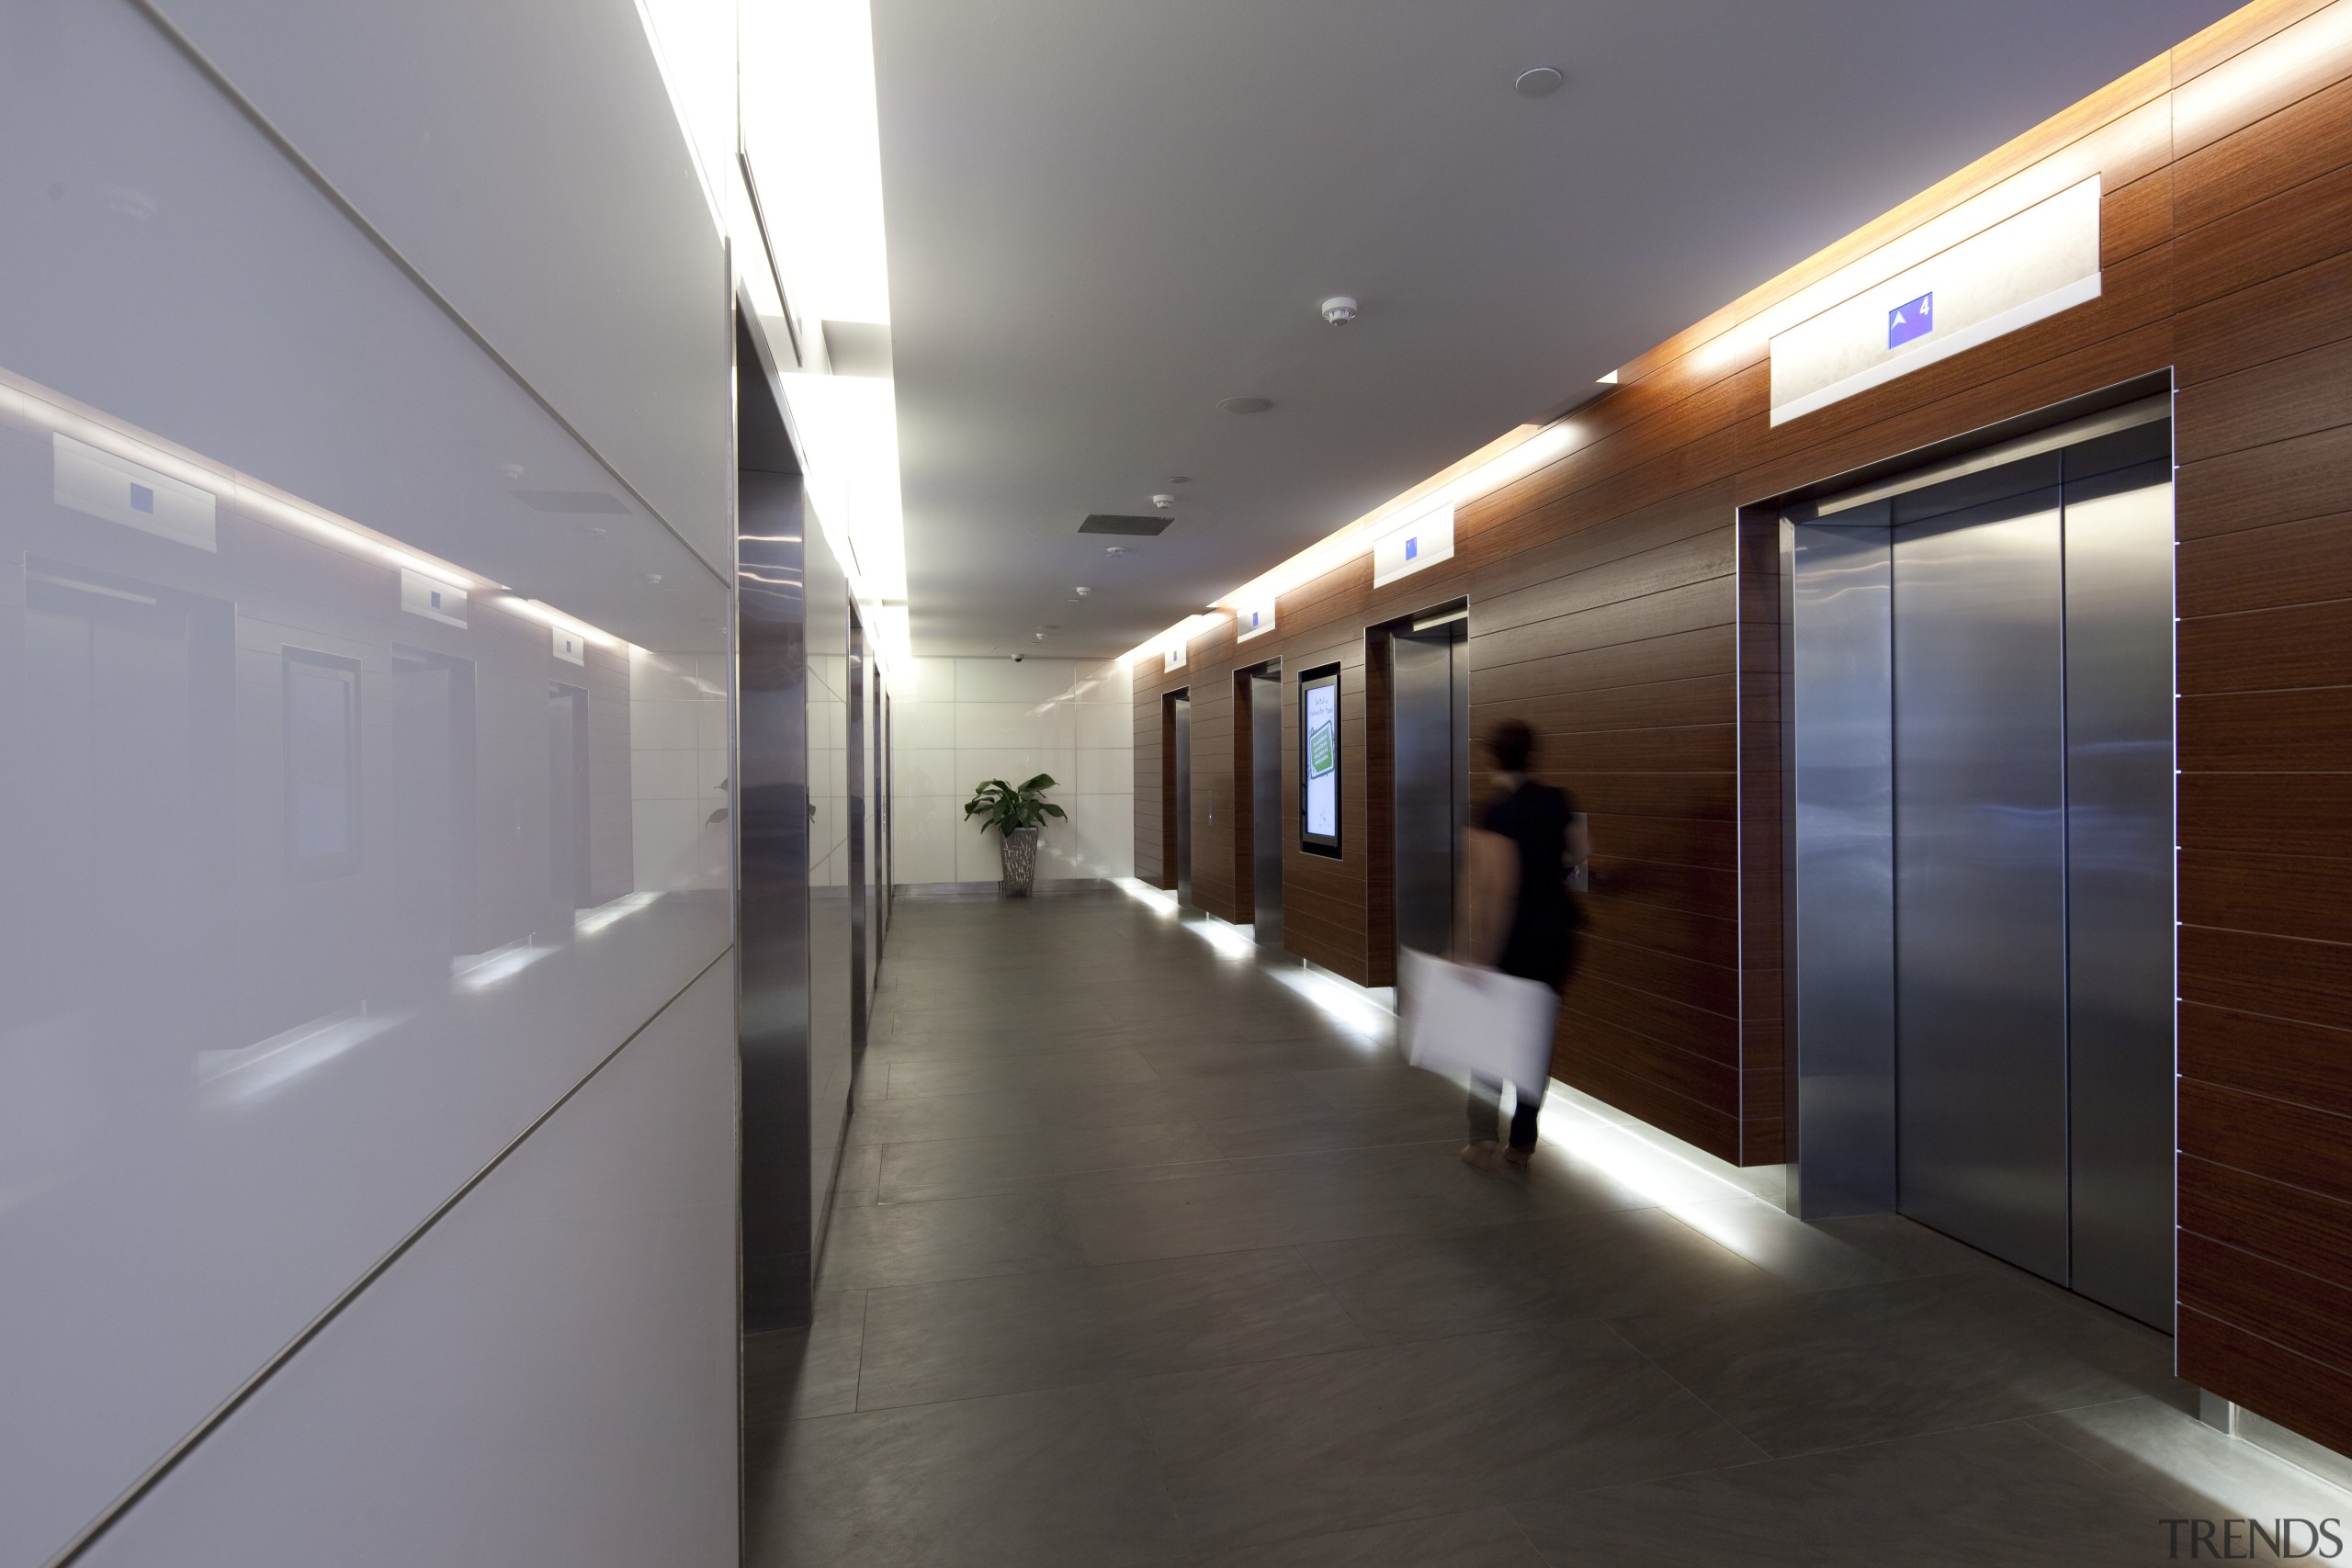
xmin=738 ymin=471 xmax=814 ymax=1330
xmin=2063 ymin=440 xmax=2178 ymax=1331
xmin=847 ymin=610 xmax=869 ymax=1058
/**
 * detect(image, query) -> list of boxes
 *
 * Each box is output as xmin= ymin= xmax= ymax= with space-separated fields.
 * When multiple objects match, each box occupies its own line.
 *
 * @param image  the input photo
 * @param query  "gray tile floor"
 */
xmin=745 ymin=888 xmax=2348 ymax=1565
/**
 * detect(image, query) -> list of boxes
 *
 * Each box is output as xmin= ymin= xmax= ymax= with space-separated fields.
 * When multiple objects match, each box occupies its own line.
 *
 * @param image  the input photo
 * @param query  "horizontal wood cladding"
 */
xmin=2183 ymin=1230 xmax=2352 ymax=1376
xmin=1122 ymin=4 xmax=2352 ymax=1456
xmin=2182 ymin=1077 xmax=2352 ymax=1211
xmin=2176 ymin=512 xmax=2352 ymax=618
xmin=2180 ymin=1307 xmax=2352 ymax=1461
xmin=2180 ymin=1154 xmax=2352 ymax=1293
xmin=2180 ymin=849 xmax=2352 ymax=943
xmin=2181 ymin=1002 xmax=2352 ymax=1120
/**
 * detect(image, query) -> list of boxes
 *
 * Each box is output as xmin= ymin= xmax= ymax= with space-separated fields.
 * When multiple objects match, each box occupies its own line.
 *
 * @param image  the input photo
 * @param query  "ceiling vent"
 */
xmin=513 ymin=489 xmax=629 ymax=515
xmin=1079 ymin=513 xmax=1171 ymax=536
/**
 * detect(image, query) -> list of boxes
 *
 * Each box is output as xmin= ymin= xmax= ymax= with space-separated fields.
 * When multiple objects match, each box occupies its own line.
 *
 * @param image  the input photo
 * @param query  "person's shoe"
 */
xmin=1460 ymin=1140 xmax=1499 ymax=1170
xmin=1501 ymin=1145 xmax=1534 ymax=1172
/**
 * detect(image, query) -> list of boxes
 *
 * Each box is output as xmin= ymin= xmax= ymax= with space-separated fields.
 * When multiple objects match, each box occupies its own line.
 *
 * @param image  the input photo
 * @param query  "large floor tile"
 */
xmin=885 ymin=1044 xmax=1164 ymax=1100
xmin=1611 ymin=1269 xmax=2178 ymax=1456
xmin=1191 ymin=1508 xmax=1548 ymax=1568
xmin=1190 ymin=1068 xmax=1469 ymax=1158
xmin=1809 ymin=1212 xmax=2018 ymax=1281
xmin=842 ymin=1082 xmax=1193 ymax=1146
xmin=856 ymin=1247 xmax=1368 ymax=1409
xmin=1299 ymin=1206 xmax=1786 ymax=1339
xmin=817 ymin=1189 xmax=1087 ymax=1290
xmin=2028 ymin=1394 xmax=2352 ymax=1529
xmin=744 ymin=1290 xmax=866 ymax=1423
xmin=1062 ymin=1140 xmax=1594 ymax=1264
xmin=1508 ymin=1417 xmax=2250 ymax=1567
xmin=752 ymin=1381 xmax=1189 ymax=1567
xmin=1132 ymin=1324 xmax=1764 ymax=1551
xmin=1140 ymin=1036 xmax=1392 ymax=1082
xmin=1655 ymin=1199 xmax=1902 ymax=1292
xmin=878 ymin=1118 xmax=1227 ymax=1201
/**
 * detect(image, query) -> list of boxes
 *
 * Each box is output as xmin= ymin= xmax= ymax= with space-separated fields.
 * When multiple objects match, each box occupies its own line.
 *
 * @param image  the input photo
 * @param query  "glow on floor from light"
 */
xmin=1270 ymin=966 xmax=1393 ymax=1048
xmin=1182 ymin=916 xmax=1258 ymax=961
xmin=1112 ymin=876 xmax=1180 ymax=918
xmin=1530 ymin=1088 xmax=1776 ymax=1212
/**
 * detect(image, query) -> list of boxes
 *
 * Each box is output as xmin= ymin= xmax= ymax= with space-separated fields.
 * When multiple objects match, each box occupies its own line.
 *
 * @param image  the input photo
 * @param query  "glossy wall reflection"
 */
xmin=0 ymin=3 xmax=736 ymax=1562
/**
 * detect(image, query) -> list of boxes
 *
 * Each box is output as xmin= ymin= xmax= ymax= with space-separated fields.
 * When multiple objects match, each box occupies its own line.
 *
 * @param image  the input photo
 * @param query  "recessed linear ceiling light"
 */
xmin=1514 ymin=66 xmax=1564 ymax=96
xmin=1597 ymin=369 xmax=1620 ymax=385
xmin=1216 ymin=396 xmax=1273 ymax=415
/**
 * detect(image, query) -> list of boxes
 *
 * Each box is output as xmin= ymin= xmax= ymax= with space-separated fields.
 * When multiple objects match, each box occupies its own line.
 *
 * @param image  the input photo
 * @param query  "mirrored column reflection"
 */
xmin=0 ymin=363 xmax=729 ymax=1177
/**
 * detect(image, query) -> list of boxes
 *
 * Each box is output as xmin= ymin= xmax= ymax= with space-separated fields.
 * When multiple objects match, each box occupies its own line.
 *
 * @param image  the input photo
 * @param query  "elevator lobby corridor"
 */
xmin=743 ymin=889 xmax=2344 ymax=1567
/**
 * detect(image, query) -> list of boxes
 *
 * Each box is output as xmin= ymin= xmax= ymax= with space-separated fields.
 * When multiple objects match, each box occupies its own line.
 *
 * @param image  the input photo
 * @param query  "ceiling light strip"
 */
xmin=1119 ymin=417 xmax=1574 ymax=665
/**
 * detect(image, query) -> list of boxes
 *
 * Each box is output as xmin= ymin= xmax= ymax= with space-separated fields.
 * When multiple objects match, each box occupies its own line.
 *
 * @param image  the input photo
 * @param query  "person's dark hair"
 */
xmin=1488 ymin=718 xmax=1536 ymax=773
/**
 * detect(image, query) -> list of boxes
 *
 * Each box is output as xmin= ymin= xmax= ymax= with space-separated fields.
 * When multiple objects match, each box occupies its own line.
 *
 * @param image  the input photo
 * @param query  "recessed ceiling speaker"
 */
xmin=1216 ymin=396 xmax=1273 ymax=415
xmin=1514 ymin=66 xmax=1564 ymax=96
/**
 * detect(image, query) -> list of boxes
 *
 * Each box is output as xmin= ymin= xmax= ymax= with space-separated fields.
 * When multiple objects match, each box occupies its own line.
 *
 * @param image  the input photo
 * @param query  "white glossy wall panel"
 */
xmin=955 ymin=655 xmax=1089 ymax=703
xmin=0 ymin=6 xmax=737 ymax=1562
xmin=908 ymin=654 xmax=957 ymax=702
xmin=894 ymin=699 xmax=957 ymax=750
xmin=148 ymin=0 xmax=736 ymax=580
xmin=896 ymin=747 xmax=962 ymax=796
xmin=891 ymin=656 xmax=1132 ymax=886
xmin=894 ymin=798 xmax=961 ymax=885
xmin=76 ymin=961 xmax=739 ymax=1568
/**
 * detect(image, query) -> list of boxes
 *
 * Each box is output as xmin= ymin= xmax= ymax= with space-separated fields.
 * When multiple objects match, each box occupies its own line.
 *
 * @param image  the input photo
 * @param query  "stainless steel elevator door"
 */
xmin=1250 ymin=674 xmax=1284 ymax=949
xmin=1787 ymin=525 xmax=1898 ymax=1218
xmin=2063 ymin=452 xmax=2177 ymax=1329
xmin=1392 ymin=628 xmax=1465 ymax=961
xmin=1172 ymin=695 xmax=1193 ymax=906
xmin=1894 ymin=483 xmax=2071 ymax=1286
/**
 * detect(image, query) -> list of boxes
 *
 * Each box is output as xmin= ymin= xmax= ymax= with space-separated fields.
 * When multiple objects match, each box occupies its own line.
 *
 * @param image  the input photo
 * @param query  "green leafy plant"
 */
xmin=963 ymin=773 xmax=1067 ymax=836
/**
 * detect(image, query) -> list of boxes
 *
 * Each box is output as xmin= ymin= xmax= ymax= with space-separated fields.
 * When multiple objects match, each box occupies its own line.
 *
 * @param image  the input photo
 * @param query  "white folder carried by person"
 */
xmin=1398 ymin=947 xmax=1557 ymax=1092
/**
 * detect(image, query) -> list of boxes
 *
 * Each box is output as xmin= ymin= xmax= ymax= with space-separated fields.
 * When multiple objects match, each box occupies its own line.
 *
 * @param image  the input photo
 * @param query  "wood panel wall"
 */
xmin=1133 ymin=0 xmax=2352 ymax=1459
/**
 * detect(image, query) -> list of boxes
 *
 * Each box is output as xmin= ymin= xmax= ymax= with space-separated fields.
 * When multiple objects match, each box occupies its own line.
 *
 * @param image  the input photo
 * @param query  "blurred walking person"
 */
xmin=1457 ymin=718 xmax=1586 ymax=1171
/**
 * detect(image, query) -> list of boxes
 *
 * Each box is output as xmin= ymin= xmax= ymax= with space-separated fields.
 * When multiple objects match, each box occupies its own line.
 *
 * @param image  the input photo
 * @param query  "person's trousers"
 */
xmin=1466 ymin=1075 xmax=1543 ymax=1150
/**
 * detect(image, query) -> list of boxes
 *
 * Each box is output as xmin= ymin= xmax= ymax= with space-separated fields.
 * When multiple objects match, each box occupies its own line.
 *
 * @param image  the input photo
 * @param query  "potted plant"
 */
xmin=962 ymin=773 xmax=1067 ymax=897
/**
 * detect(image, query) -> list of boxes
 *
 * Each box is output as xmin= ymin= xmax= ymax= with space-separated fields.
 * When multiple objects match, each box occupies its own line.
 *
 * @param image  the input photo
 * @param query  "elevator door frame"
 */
xmin=1781 ymin=392 xmax=2177 ymax=1330
xmin=1165 ymin=691 xmax=1193 ymax=905
xmin=1242 ymin=663 xmax=1283 ymax=949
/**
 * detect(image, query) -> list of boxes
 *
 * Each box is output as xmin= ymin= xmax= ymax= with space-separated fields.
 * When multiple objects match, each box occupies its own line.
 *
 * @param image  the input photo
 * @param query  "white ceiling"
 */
xmin=872 ymin=0 xmax=2233 ymax=658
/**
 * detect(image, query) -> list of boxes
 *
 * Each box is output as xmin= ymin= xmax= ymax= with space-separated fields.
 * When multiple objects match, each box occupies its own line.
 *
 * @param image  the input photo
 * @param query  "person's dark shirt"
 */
xmin=1479 ymin=779 xmax=1580 ymax=990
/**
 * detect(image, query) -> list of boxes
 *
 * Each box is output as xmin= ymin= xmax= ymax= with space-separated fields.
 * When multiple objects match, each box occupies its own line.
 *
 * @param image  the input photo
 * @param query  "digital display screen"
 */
xmin=1299 ymin=668 xmax=1340 ymax=856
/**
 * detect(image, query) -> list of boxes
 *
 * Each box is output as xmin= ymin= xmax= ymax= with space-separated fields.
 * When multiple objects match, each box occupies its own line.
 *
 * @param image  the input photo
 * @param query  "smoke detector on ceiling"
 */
xmin=1320 ymin=296 xmax=1359 ymax=327
xmin=1152 ymin=493 xmax=1175 ymax=510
